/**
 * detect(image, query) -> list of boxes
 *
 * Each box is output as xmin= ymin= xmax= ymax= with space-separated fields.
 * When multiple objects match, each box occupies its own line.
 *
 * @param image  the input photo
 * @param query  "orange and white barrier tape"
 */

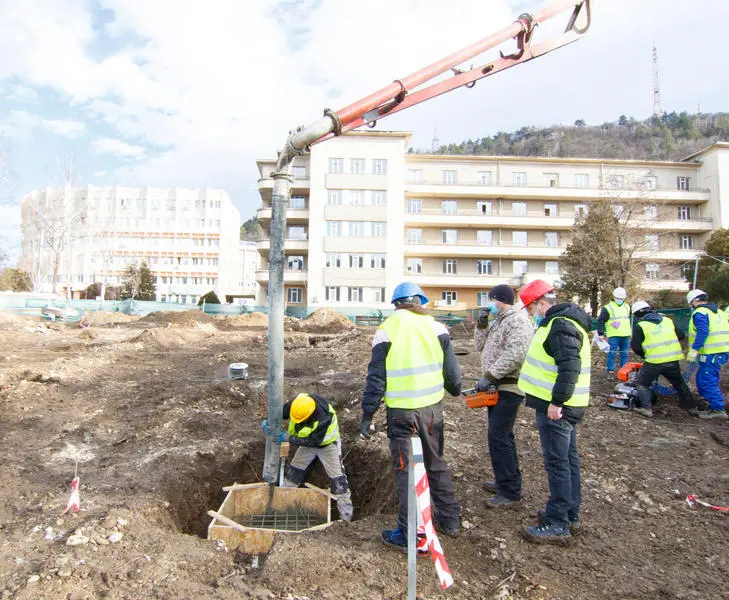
xmin=63 ymin=476 xmax=80 ymax=514
xmin=686 ymin=493 xmax=729 ymax=512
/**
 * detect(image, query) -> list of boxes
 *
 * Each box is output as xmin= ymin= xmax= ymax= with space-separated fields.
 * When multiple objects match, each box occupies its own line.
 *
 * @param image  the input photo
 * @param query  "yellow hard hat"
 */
xmin=290 ymin=394 xmax=316 ymax=423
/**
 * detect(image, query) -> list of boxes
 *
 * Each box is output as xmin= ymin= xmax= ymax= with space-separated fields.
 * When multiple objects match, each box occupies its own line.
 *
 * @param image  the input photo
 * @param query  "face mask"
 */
xmin=486 ymin=301 xmax=499 ymax=316
xmin=614 ymin=299 xmax=624 ymax=306
xmin=532 ymin=314 xmax=545 ymax=326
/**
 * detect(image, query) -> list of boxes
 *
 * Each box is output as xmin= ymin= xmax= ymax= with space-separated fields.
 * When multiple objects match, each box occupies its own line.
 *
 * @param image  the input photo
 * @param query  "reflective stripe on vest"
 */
xmin=689 ymin=306 xmax=729 ymax=354
xmin=517 ymin=316 xmax=591 ymax=407
xmin=288 ymin=404 xmax=340 ymax=446
xmin=381 ymin=310 xmax=444 ymax=409
xmin=603 ymin=301 xmax=631 ymax=337
xmin=638 ymin=319 xmax=683 ymax=364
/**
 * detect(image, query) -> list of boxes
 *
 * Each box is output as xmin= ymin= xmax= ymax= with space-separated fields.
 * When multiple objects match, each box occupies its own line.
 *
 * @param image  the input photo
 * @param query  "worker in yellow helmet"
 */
xmin=277 ymin=393 xmax=353 ymax=521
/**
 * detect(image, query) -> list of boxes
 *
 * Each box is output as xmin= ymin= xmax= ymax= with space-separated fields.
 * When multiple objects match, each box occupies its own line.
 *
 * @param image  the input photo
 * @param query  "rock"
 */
xmin=107 ymin=532 xmax=124 ymax=543
xmin=26 ymin=574 xmax=40 ymax=584
xmin=101 ymin=517 xmax=117 ymax=529
xmin=66 ymin=533 xmax=90 ymax=546
xmin=57 ymin=567 xmax=73 ymax=578
xmin=462 ymin=520 xmax=473 ymax=529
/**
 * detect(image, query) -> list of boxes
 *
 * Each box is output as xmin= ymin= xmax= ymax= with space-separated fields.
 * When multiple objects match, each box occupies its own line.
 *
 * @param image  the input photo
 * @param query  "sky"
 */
xmin=1 ymin=0 xmax=728 ymax=264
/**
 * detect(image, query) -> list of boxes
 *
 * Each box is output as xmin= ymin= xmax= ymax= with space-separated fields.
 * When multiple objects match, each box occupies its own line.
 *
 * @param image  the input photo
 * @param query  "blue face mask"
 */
xmin=614 ymin=299 xmax=624 ymax=306
xmin=532 ymin=314 xmax=544 ymax=326
xmin=486 ymin=301 xmax=499 ymax=316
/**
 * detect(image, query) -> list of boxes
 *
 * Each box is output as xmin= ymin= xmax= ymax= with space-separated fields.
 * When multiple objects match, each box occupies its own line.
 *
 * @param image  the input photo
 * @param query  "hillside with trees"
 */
xmin=424 ymin=112 xmax=729 ymax=161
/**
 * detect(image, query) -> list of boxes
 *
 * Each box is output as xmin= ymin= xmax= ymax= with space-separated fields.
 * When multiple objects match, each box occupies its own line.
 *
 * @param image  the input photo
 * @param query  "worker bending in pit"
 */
xmin=279 ymin=393 xmax=353 ymax=521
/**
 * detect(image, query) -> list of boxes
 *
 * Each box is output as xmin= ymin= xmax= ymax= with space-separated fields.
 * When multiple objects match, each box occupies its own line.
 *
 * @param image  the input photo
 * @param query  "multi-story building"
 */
xmin=234 ymin=241 xmax=261 ymax=304
xmin=255 ymin=132 xmax=728 ymax=311
xmin=20 ymin=186 xmax=241 ymax=304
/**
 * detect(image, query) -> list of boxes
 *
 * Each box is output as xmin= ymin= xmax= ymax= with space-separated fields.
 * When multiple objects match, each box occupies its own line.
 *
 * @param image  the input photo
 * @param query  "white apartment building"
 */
xmin=255 ymin=133 xmax=729 ymax=311
xmin=20 ymin=186 xmax=241 ymax=304
xmin=234 ymin=241 xmax=261 ymax=304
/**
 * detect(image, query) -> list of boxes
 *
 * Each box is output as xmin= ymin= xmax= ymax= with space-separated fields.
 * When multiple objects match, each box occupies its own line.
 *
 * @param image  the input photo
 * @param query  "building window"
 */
xmin=373 ymin=191 xmax=387 ymax=205
xmin=545 ymin=232 xmax=559 ymax=247
xmin=292 ymin=166 xmax=307 ymax=179
xmin=350 ymin=190 xmax=365 ymax=205
xmin=349 ymin=222 xmax=364 ymax=237
xmin=478 ymin=171 xmax=493 ymax=185
xmin=540 ymin=203 xmax=558 ymax=217
xmin=477 ymin=201 xmax=493 ymax=216
xmin=644 ymin=175 xmax=658 ymax=190
xmin=407 ymin=229 xmax=422 ymax=243
xmin=646 ymin=263 xmax=660 ymax=279
xmin=407 ymin=169 xmax=423 ymax=183
xmin=678 ymin=205 xmax=691 ymax=220
xmin=477 ymin=230 xmax=493 ymax=245
xmin=372 ymin=159 xmax=388 ymax=175
xmin=408 ymin=199 xmax=422 ymax=213
xmin=477 ymin=259 xmax=492 ymax=275
xmin=329 ymin=158 xmax=344 ymax=174
xmin=644 ymin=205 xmax=658 ymax=219
xmin=326 ymin=221 xmax=342 ymax=237
xmin=326 ymin=253 xmax=342 ymax=268
xmin=512 ymin=201 xmax=527 ymax=217
xmin=575 ymin=204 xmax=588 ymax=218
xmin=348 ymin=287 xmax=363 ymax=302
xmin=407 ymin=258 xmax=422 ymax=273
xmin=287 ymin=256 xmax=304 ymax=270
xmin=442 ymin=229 xmax=457 ymax=244
xmin=607 ymin=174 xmax=624 ymax=188
xmin=513 ymin=260 xmax=528 ymax=275
xmin=574 ymin=174 xmax=589 ymax=188
xmin=287 ymin=287 xmax=303 ymax=303
xmin=442 ymin=200 xmax=457 ymax=215
xmin=441 ymin=291 xmax=457 ymax=305
xmin=290 ymin=195 xmax=306 ymax=209
xmin=325 ymin=286 xmax=340 ymax=301
xmin=442 ymin=170 xmax=457 ymax=185
xmin=443 ymin=259 xmax=457 ymax=274
xmin=372 ymin=222 xmax=386 ymax=237
xmin=680 ymin=234 xmax=694 ymax=250
xmin=349 ymin=254 xmax=364 ymax=268
xmin=373 ymin=287 xmax=386 ymax=303
xmin=370 ymin=254 xmax=386 ymax=268
xmin=644 ymin=235 xmax=659 ymax=250
xmin=677 ymin=176 xmax=690 ymax=191
xmin=545 ymin=261 xmax=560 ymax=275
xmin=544 ymin=173 xmax=559 ymax=187
xmin=288 ymin=226 xmax=306 ymax=240
xmin=351 ymin=158 xmax=365 ymax=174
xmin=512 ymin=231 xmax=528 ymax=246
xmin=512 ymin=172 xmax=527 ymax=186
xmin=680 ymin=263 xmax=693 ymax=280
xmin=327 ymin=190 xmax=343 ymax=205
xmin=477 ymin=291 xmax=489 ymax=307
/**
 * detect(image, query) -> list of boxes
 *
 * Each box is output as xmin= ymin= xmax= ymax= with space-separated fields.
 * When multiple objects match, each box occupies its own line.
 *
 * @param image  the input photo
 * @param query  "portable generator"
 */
xmin=607 ymin=362 xmax=644 ymax=410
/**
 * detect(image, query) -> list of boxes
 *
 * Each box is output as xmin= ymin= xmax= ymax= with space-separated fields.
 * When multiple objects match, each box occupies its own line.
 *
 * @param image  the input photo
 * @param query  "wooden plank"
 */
xmin=221 ymin=482 xmax=268 ymax=492
xmin=207 ymin=510 xmax=250 ymax=535
xmin=304 ymin=482 xmax=338 ymax=501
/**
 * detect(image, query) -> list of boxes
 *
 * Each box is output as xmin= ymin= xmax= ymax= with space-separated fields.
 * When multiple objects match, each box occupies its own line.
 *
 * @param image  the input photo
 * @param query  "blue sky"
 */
xmin=1 ymin=0 xmax=728 ymax=264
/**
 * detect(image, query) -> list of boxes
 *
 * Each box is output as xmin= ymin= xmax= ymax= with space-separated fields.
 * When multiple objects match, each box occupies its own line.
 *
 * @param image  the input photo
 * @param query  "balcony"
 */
xmin=255 ymin=268 xmax=308 ymax=284
xmin=405 ymin=209 xmax=574 ymax=230
xmin=257 ymin=178 xmax=310 ymax=202
xmin=256 ymin=207 xmax=309 ymax=223
xmin=639 ymin=278 xmax=689 ymax=292
xmin=404 ymin=241 xmax=565 ymax=258
xmin=406 ymin=271 xmax=560 ymax=288
xmin=257 ymin=237 xmax=309 ymax=253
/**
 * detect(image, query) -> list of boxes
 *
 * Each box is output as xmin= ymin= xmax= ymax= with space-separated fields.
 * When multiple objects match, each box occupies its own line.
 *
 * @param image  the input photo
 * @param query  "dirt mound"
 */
xmin=83 ymin=310 xmax=137 ymax=325
xmin=217 ymin=312 xmax=299 ymax=331
xmin=0 ymin=310 xmax=30 ymax=329
xmin=295 ymin=308 xmax=355 ymax=334
xmin=140 ymin=310 xmax=216 ymax=327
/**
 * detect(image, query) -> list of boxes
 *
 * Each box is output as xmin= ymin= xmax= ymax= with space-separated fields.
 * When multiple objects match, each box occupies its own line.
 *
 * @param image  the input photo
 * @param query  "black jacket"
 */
xmin=631 ymin=311 xmax=685 ymax=358
xmin=362 ymin=307 xmax=461 ymax=417
xmin=283 ymin=393 xmax=335 ymax=448
xmin=525 ymin=302 xmax=591 ymax=417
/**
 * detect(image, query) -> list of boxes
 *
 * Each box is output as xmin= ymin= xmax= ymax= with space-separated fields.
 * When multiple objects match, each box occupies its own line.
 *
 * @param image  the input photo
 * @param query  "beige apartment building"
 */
xmin=255 ymin=133 xmax=728 ymax=311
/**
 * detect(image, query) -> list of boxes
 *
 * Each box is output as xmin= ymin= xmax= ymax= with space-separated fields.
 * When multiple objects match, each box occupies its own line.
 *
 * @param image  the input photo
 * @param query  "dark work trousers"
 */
xmin=387 ymin=402 xmax=461 ymax=532
xmin=535 ymin=410 xmax=582 ymax=530
xmin=636 ymin=360 xmax=695 ymax=410
xmin=487 ymin=390 xmax=523 ymax=500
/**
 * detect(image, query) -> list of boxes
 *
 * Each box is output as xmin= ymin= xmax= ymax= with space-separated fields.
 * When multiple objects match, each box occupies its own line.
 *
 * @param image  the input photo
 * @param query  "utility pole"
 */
xmin=652 ymin=45 xmax=663 ymax=118
xmin=692 ymin=252 xmax=702 ymax=290
xmin=35 ymin=227 xmax=44 ymax=293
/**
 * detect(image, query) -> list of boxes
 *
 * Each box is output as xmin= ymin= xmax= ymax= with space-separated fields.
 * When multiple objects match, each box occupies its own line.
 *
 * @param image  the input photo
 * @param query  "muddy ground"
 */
xmin=1 ymin=309 xmax=729 ymax=600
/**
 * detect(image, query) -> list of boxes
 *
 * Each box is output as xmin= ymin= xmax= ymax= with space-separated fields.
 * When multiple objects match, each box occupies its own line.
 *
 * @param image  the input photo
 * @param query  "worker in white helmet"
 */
xmin=597 ymin=287 xmax=631 ymax=377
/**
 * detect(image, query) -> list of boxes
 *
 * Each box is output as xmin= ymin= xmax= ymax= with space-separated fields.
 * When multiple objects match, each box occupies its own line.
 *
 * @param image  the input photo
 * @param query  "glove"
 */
xmin=686 ymin=349 xmax=699 ymax=362
xmin=477 ymin=311 xmax=489 ymax=329
xmin=277 ymin=431 xmax=289 ymax=443
xmin=360 ymin=415 xmax=375 ymax=440
xmin=261 ymin=419 xmax=271 ymax=435
xmin=476 ymin=377 xmax=497 ymax=392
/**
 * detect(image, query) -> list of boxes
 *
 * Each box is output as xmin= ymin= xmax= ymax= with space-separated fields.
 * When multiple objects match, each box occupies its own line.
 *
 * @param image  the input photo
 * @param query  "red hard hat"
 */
xmin=519 ymin=279 xmax=555 ymax=308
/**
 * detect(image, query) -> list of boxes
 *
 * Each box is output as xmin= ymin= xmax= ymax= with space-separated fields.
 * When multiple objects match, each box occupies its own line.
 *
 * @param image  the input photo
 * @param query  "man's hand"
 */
xmin=477 ymin=311 xmax=489 ymax=329
xmin=261 ymin=419 xmax=272 ymax=435
xmin=476 ymin=377 xmax=497 ymax=392
xmin=360 ymin=415 xmax=375 ymax=440
xmin=547 ymin=403 xmax=563 ymax=420
xmin=598 ymin=335 xmax=607 ymax=343
xmin=686 ymin=349 xmax=699 ymax=362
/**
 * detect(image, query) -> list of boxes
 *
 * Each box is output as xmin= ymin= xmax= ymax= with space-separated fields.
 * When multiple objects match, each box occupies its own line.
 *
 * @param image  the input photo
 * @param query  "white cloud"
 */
xmin=93 ymin=170 xmax=106 ymax=177
xmin=93 ymin=138 xmax=146 ymax=158
xmin=0 ymin=110 xmax=40 ymax=143
xmin=4 ymin=83 xmax=38 ymax=103
xmin=44 ymin=119 xmax=85 ymax=138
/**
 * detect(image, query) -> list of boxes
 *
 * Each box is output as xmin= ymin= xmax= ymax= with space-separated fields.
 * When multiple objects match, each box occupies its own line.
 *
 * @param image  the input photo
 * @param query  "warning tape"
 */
xmin=64 ymin=476 xmax=80 ymax=514
xmin=412 ymin=438 xmax=453 ymax=590
xmin=686 ymin=494 xmax=729 ymax=512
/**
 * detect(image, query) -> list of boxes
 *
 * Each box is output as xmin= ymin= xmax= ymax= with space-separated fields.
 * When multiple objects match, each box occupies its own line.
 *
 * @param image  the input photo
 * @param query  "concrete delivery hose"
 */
xmin=650 ymin=362 xmax=699 ymax=396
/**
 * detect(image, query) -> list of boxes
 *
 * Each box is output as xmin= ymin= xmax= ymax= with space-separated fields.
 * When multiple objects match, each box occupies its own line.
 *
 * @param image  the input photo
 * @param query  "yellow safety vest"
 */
xmin=689 ymin=306 xmax=729 ymax=354
xmin=603 ymin=300 xmax=631 ymax=337
xmin=518 ymin=317 xmax=591 ymax=407
xmin=381 ymin=310 xmax=444 ymax=409
xmin=637 ymin=319 xmax=683 ymax=364
xmin=288 ymin=404 xmax=340 ymax=446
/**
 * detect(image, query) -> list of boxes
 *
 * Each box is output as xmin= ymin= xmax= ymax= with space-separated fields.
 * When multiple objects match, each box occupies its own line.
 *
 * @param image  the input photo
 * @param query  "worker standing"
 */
xmin=597 ymin=287 xmax=631 ymax=377
xmin=629 ymin=301 xmax=702 ymax=418
xmin=474 ymin=284 xmax=533 ymax=509
xmin=517 ymin=280 xmax=591 ymax=545
xmin=273 ymin=393 xmax=354 ymax=521
xmin=361 ymin=282 xmax=462 ymax=552
xmin=687 ymin=289 xmax=729 ymax=419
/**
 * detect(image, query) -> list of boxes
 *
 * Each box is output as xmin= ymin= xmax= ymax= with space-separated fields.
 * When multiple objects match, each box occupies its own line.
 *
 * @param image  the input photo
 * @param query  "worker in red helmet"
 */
xmin=517 ymin=280 xmax=592 ymax=545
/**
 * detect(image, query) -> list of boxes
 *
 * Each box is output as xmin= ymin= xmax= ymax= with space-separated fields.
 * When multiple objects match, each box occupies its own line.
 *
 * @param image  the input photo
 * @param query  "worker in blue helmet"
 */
xmin=361 ymin=281 xmax=462 ymax=553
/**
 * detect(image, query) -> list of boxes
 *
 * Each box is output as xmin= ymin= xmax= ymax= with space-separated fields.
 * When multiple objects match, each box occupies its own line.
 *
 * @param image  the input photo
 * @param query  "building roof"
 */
xmin=681 ymin=141 xmax=729 ymax=162
xmin=407 ymin=153 xmax=701 ymax=168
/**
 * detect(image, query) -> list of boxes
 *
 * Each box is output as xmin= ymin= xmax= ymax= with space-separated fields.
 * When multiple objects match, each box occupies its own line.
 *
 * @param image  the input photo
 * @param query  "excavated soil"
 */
xmin=1 ymin=311 xmax=729 ymax=600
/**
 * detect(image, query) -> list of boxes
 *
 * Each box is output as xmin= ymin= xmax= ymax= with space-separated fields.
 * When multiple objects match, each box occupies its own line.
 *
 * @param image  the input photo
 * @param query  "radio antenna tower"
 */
xmin=431 ymin=127 xmax=440 ymax=152
xmin=652 ymin=44 xmax=663 ymax=117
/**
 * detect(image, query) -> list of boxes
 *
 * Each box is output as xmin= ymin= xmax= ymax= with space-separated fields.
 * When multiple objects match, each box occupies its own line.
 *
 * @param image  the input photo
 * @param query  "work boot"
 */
xmin=381 ymin=526 xmax=429 ymax=556
xmin=434 ymin=519 xmax=461 ymax=538
xmin=483 ymin=480 xmax=498 ymax=494
xmin=698 ymin=409 xmax=728 ymax=420
xmin=633 ymin=407 xmax=653 ymax=418
xmin=485 ymin=495 xmax=521 ymax=510
xmin=523 ymin=520 xmax=571 ymax=545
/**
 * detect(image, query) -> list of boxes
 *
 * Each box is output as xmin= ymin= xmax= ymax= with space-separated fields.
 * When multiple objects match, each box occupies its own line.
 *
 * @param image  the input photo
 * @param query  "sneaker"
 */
xmin=381 ymin=526 xmax=428 ymax=555
xmin=633 ymin=407 xmax=653 ymax=418
xmin=483 ymin=480 xmax=498 ymax=494
xmin=536 ymin=510 xmax=580 ymax=535
xmin=523 ymin=520 xmax=571 ymax=546
xmin=485 ymin=495 xmax=521 ymax=510
xmin=433 ymin=520 xmax=461 ymax=538
xmin=698 ymin=409 xmax=728 ymax=420
xmin=607 ymin=371 xmax=616 ymax=379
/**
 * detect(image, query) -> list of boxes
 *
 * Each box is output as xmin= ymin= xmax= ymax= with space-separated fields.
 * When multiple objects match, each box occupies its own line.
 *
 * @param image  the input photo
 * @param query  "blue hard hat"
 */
xmin=391 ymin=282 xmax=428 ymax=305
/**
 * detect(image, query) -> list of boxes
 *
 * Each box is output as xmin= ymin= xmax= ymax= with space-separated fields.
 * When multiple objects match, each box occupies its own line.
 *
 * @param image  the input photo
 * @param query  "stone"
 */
xmin=66 ymin=533 xmax=90 ymax=546
xmin=107 ymin=532 xmax=124 ymax=543
xmin=26 ymin=575 xmax=40 ymax=584
xmin=57 ymin=568 xmax=73 ymax=578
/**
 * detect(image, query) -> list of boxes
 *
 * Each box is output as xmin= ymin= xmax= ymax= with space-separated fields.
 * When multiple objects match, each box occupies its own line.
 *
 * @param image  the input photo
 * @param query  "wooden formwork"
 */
xmin=207 ymin=482 xmax=331 ymax=555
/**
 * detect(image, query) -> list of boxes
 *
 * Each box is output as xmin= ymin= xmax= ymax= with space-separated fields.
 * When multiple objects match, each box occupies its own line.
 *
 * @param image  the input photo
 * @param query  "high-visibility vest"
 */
xmin=288 ymin=404 xmax=340 ymax=446
xmin=689 ymin=306 xmax=729 ymax=355
xmin=602 ymin=300 xmax=631 ymax=337
xmin=637 ymin=319 xmax=683 ymax=364
xmin=518 ymin=316 xmax=591 ymax=407
xmin=381 ymin=310 xmax=444 ymax=409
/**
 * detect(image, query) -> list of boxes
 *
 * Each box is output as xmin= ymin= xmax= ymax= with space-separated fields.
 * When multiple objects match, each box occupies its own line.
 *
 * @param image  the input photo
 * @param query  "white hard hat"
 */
xmin=686 ymin=289 xmax=707 ymax=304
xmin=631 ymin=300 xmax=651 ymax=315
xmin=612 ymin=287 xmax=627 ymax=300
